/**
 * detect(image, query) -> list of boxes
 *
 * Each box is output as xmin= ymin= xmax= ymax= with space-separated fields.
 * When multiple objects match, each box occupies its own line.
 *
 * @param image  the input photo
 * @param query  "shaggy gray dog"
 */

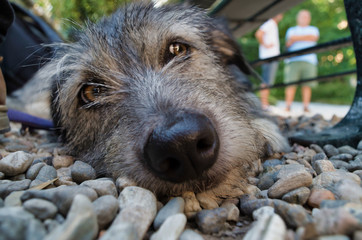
xmin=17 ymin=3 xmax=289 ymax=199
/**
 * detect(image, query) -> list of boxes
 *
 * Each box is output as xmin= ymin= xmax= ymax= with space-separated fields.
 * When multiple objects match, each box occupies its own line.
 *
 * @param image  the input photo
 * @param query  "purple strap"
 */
xmin=8 ymin=108 xmax=54 ymax=130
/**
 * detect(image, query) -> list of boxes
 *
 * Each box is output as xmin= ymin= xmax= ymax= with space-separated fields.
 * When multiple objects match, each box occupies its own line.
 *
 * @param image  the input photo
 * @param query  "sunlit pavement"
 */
xmin=268 ymin=101 xmax=351 ymax=120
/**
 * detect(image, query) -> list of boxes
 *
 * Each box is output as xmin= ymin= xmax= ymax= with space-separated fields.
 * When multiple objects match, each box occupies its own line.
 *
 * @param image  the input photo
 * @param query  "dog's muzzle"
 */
xmin=144 ymin=112 xmax=219 ymax=183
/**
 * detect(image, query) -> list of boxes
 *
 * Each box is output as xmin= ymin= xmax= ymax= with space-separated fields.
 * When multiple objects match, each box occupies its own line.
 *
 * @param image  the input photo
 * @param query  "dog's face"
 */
xmin=49 ymin=3 xmax=288 ymax=196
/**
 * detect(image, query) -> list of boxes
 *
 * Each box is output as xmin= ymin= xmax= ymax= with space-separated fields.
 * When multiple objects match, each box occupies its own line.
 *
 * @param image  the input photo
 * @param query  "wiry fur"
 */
xmin=27 ymin=3 xmax=289 ymax=198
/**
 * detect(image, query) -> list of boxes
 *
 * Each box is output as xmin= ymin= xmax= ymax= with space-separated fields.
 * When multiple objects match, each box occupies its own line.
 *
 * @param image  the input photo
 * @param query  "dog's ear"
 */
xmin=209 ymin=19 xmax=252 ymax=75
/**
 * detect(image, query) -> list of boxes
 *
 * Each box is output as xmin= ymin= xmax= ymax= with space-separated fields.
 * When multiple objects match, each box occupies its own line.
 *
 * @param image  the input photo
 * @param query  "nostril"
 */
xmin=143 ymin=111 xmax=219 ymax=182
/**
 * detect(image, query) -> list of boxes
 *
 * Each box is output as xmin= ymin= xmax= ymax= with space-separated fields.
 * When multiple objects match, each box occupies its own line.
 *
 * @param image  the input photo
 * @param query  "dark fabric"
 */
xmin=0 ymin=2 xmax=62 ymax=94
xmin=0 ymin=0 xmax=14 ymax=44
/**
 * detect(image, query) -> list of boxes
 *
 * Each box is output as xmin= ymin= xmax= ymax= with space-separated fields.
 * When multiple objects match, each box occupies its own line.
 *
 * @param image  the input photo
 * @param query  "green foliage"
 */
xmin=240 ymin=0 xmax=356 ymax=105
xmin=47 ymin=0 xmax=133 ymax=38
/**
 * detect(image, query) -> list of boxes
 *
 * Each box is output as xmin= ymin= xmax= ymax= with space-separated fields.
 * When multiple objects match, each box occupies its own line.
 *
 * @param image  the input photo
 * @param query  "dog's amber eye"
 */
xmin=169 ymin=43 xmax=187 ymax=56
xmin=80 ymin=85 xmax=102 ymax=103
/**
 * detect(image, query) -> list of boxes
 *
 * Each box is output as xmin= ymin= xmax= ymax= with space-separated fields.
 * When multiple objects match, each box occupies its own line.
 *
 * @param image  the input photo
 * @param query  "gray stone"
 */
xmin=313 ymin=170 xmax=361 ymax=190
xmin=93 ymin=195 xmax=119 ymax=229
xmin=80 ymin=179 xmax=118 ymax=198
xmin=349 ymin=158 xmax=362 ymax=171
xmin=0 ymin=179 xmax=31 ymax=198
xmin=154 ymin=197 xmax=185 ymax=230
xmin=52 ymin=155 xmax=74 ymax=169
xmin=100 ymin=222 xmax=139 ymax=240
xmin=330 ymin=154 xmax=353 ymax=161
xmin=179 ymin=229 xmax=204 ymax=240
xmin=311 ymin=152 xmax=328 ymax=168
xmin=44 ymin=194 xmax=98 ymax=240
xmin=195 ymin=207 xmax=228 ymax=234
xmin=273 ymin=200 xmax=312 ymax=228
xmin=44 ymin=219 xmax=60 ymax=232
xmin=220 ymin=201 xmax=240 ymax=222
xmin=252 ymin=206 xmax=274 ymax=220
xmin=110 ymin=186 xmax=157 ymax=239
xmin=338 ymin=145 xmax=358 ymax=157
xmin=318 ymin=236 xmax=349 ymax=240
xmin=0 ymin=172 xmax=4 ymax=179
xmin=353 ymin=170 xmax=362 ymax=180
xmin=268 ymin=171 xmax=312 ymax=199
xmin=283 ymin=152 xmax=298 ymax=160
xmin=0 ymin=151 xmax=34 ymax=176
xmin=71 ymin=161 xmax=96 ymax=184
xmin=4 ymin=190 xmax=25 ymax=207
xmin=282 ymin=187 xmax=310 ymax=205
xmin=21 ymin=185 xmax=98 ymax=216
xmin=5 ymin=144 xmax=31 ymax=152
xmin=0 ymin=206 xmax=46 ymax=240
xmin=313 ymin=207 xmax=360 ymax=236
xmin=277 ymin=164 xmax=306 ymax=180
xmin=330 ymin=160 xmax=350 ymax=170
xmin=314 ymin=160 xmax=335 ymax=174
xmin=310 ymin=144 xmax=324 ymax=153
xmin=25 ymin=162 xmax=45 ymax=180
xmin=23 ymin=198 xmax=58 ymax=220
xmin=244 ymin=213 xmax=286 ymax=240
xmin=257 ymin=173 xmax=275 ymax=190
xmin=263 ymin=159 xmax=283 ymax=169
xmin=0 ymin=198 xmax=3 ymax=207
xmin=151 ymin=213 xmax=187 ymax=240
xmin=333 ymin=179 xmax=362 ymax=203
xmin=30 ymin=165 xmax=57 ymax=188
xmin=323 ymin=144 xmax=339 ymax=157
xmin=358 ymin=140 xmax=362 ymax=150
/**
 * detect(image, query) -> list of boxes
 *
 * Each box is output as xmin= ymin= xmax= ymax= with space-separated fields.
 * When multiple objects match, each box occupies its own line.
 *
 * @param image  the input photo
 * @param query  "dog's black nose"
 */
xmin=144 ymin=112 xmax=219 ymax=183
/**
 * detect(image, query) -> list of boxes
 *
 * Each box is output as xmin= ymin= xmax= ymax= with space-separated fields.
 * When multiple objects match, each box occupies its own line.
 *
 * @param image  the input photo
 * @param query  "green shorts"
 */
xmin=284 ymin=61 xmax=318 ymax=87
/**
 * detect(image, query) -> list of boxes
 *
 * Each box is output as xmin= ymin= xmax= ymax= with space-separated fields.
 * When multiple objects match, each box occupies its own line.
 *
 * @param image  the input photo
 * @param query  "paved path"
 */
xmin=269 ymin=101 xmax=351 ymax=120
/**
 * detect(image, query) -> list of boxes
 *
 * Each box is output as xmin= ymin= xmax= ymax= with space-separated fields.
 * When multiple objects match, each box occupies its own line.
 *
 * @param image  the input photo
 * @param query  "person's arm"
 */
xmin=286 ymin=34 xmax=319 ymax=47
xmin=255 ymin=29 xmax=274 ymax=48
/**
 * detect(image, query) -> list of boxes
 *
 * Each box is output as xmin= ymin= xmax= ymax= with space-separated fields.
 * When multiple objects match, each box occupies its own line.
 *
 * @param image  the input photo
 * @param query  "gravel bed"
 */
xmin=0 ymin=113 xmax=361 ymax=240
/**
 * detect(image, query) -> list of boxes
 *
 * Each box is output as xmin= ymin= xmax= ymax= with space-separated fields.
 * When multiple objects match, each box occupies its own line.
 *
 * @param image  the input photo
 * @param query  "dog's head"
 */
xmin=48 ymin=3 xmax=288 ymax=196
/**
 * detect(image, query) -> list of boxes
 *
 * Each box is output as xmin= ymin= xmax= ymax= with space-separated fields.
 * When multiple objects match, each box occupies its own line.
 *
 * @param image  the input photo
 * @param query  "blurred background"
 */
xmin=11 ymin=0 xmax=356 ymax=106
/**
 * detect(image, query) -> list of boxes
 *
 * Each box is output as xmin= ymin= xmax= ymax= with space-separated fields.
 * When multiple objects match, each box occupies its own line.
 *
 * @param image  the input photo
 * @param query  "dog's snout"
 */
xmin=144 ymin=112 xmax=219 ymax=183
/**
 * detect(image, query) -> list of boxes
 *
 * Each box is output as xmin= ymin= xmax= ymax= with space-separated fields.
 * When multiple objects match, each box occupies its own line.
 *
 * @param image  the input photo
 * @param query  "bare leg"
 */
xmin=285 ymin=86 xmax=296 ymax=111
xmin=302 ymin=86 xmax=311 ymax=112
xmin=260 ymin=84 xmax=270 ymax=109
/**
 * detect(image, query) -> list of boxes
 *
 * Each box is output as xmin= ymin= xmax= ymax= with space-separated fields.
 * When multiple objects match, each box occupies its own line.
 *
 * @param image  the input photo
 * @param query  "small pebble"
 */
xmin=220 ymin=201 xmax=240 ymax=222
xmin=308 ymin=188 xmax=335 ymax=208
xmin=52 ymin=155 xmax=74 ymax=169
xmin=23 ymin=198 xmax=58 ymax=220
xmin=153 ymin=197 xmax=185 ymax=230
xmin=151 ymin=213 xmax=187 ymax=240
xmin=195 ymin=207 xmax=228 ymax=234
xmin=30 ymin=165 xmax=57 ymax=188
xmin=0 ymin=151 xmax=34 ymax=176
xmin=323 ymin=145 xmax=339 ymax=157
xmin=282 ymin=187 xmax=310 ymax=205
xmin=81 ymin=179 xmax=118 ymax=198
xmin=93 ymin=195 xmax=119 ymax=229
xmin=338 ymin=145 xmax=358 ymax=157
xmin=71 ymin=161 xmax=97 ymax=183
xmin=310 ymin=144 xmax=324 ymax=153
xmin=44 ymin=194 xmax=98 ymax=240
xmin=0 ymin=179 xmax=31 ymax=198
xmin=244 ymin=213 xmax=286 ymax=240
xmin=4 ymin=191 xmax=25 ymax=207
xmin=268 ymin=171 xmax=312 ymax=199
xmin=314 ymin=160 xmax=335 ymax=174
xmin=179 ymin=229 xmax=204 ymax=240
xmin=26 ymin=162 xmax=46 ymax=180
xmin=330 ymin=154 xmax=353 ymax=161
